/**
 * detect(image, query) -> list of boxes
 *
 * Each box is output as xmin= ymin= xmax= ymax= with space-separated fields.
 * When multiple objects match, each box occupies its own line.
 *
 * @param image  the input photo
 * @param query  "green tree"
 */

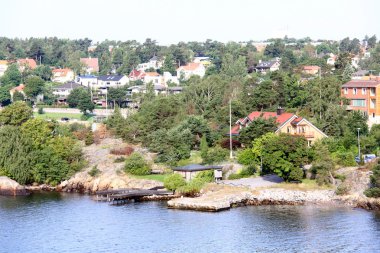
xmin=0 ymin=64 xmax=21 ymax=86
xmin=20 ymin=118 xmax=55 ymax=149
xmin=367 ymin=35 xmax=377 ymax=48
xmin=0 ymin=101 xmax=32 ymax=126
xmin=238 ymin=117 xmax=278 ymax=147
xmin=24 ymin=76 xmax=45 ymax=99
xmin=12 ymin=90 xmax=25 ymax=102
xmin=107 ymin=87 xmax=127 ymax=107
xmin=33 ymin=65 xmax=52 ymax=81
xmin=264 ymin=39 xmax=285 ymax=58
xmin=67 ymin=87 xmax=94 ymax=114
xmin=161 ymin=53 xmax=176 ymax=75
xmin=0 ymin=86 xmax=11 ymax=106
xmin=124 ymin=153 xmax=151 ymax=175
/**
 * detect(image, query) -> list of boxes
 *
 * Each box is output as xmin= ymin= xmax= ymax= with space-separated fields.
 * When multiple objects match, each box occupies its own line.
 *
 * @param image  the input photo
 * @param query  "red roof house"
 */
xmin=17 ymin=58 xmax=37 ymax=70
xmin=80 ymin=57 xmax=99 ymax=73
xmin=230 ymin=108 xmax=327 ymax=145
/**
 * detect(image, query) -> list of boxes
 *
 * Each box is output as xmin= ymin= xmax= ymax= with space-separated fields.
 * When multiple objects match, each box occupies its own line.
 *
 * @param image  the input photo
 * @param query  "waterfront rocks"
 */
xmin=58 ymin=138 xmax=163 ymax=193
xmin=167 ymin=185 xmax=335 ymax=212
xmin=0 ymin=176 xmax=29 ymax=196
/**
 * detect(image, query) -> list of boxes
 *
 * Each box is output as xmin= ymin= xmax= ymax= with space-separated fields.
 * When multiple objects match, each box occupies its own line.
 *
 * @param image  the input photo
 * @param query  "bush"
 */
xmin=85 ymin=131 xmax=94 ymax=146
xmin=228 ymin=173 xmax=244 ymax=180
xmin=364 ymin=187 xmax=380 ymax=198
xmin=110 ymin=146 xmax=134 ymax=156
xmin=195 ymin=170 xmax=214 ymax=183
xmin=334 ymin=174 xmax=346 ymax=182
xmin=80 ymin=114 xmax=91 ymax=121
xmin=202 ymin=146 xmax=228 ymax=164
xmin=163 ymin=173 xmax=186 ymax=191
xmin=69 ymin=123 xmax=87 ymax=132
xmin=177 ymin=178 xmax=205 ymax=196
xmin=124 ymin=153 xmax=150 ymax=175
xmin=237 ymin=148 xmax=256 ymax=165
xmin=114 ymin=157 xmax=126 ymax=163
xmin=240 ymin=164 xmax=257 ymax=177
xmin=288 ymin=167 xmax=304 ymax=182
xmin=88 ymin=165 xmax=101 ymax=177
xmin=38 ymin=107 xmax=44 ymax=114
xmin=335 ymin=184 xmax=350 ymax=195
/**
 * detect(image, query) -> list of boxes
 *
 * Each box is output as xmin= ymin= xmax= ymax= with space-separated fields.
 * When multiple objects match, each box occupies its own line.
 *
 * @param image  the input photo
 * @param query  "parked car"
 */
xmin=61 ymin=117 xmax=70 ymax=122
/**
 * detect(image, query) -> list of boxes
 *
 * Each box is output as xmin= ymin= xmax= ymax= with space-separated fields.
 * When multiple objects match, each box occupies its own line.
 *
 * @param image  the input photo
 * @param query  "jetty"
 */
xmin=95 ymin=186 xmax=174 ymax=205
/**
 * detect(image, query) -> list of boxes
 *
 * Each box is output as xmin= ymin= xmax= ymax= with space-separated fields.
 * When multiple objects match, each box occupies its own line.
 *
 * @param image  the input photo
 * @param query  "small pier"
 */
xmin=95 ymin=187 xmax=174 ymax=205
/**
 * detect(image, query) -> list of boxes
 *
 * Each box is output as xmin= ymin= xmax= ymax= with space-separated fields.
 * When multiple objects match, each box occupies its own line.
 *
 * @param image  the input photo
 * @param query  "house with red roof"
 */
xmin=129 ymin=69 xmax=145 ymax=81
xmin=177 ymin=62 xmax=205 ymax=80
xmin=17 ymin=58 xmax=37 ymax=71
xmin=80 ymin=57 xmax=99 ymax=73
xmin=52 ymin=68 xmax=74 ymax=83
xmin=230 ymin=108 xmax=327 ymax=146
xmin=9 ymin=84 xmax=25 ymax=101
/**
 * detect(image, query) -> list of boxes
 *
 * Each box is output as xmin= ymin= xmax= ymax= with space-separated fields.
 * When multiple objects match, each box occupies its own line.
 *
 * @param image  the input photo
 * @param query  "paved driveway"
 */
xmin=219 ymin=174 xmax=284 ymax=189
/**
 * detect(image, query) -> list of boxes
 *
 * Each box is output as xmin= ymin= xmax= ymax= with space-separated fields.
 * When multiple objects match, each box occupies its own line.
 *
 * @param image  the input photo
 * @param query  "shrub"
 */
xmin=80 ymin=113 xmax=92 ymax=121
xmin=163 ymin=173 xmax=186 ymax=191
xmin=335 ymin=184 xmax=350 ymax=195
xmin=237 ymin=148 xmax=256 ymax=165
xmin=38 ymin=107 xmax=44 ymax=114
xmin=85 ymin=131 xmax=94 ymax=146
xmin=220 ymin=138 xmax=241 ymax=150
xmin=124 ymin=153 xmax=150 ymax=175
xmin=364 ymin=187 xmax=380 ymax=198
xmin=288 ymin=167 xmax=304 ymax=182
xmin=110 ymin=146 xmax=134 ymax=156
xmin=195 ymin=170 xmax=214 ymax=183
xmin=69 ymin=123 xmax=87 ymax=132
xmin=88 ymin=165 xmax=101 ymax=177
xmin=240 ymin=164 xmax=257 ymax=177
xmin=202 ymin=146 xmax=228 ymax=164
xmin=228 ymin=173 xmax=244 ymax=180
xmin=177 ymin=178 xmax=205 ymax=196
xmin=114 ymin=157 xmax=126 ymax=163
xmin=334 ymin=174 xmax=346 ymax=182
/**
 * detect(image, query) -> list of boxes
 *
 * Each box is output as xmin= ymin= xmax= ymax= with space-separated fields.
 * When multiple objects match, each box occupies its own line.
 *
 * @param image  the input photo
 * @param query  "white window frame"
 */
xmin=353 ymin=88 xmax=357 ymax=95
xmin=362 ymin=88 xmax=367 ymax=95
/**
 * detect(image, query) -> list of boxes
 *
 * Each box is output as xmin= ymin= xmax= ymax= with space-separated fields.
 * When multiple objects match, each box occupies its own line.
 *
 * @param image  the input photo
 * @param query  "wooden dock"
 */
xmin=95 ymin=187 xmax=174 ymax=205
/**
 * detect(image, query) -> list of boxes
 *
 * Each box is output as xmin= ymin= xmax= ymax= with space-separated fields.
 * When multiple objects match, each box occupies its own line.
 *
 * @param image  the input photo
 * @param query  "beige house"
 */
xmin=52 ymin=68 xmax=75 ymax=83
xmin=177 ymin=63 xmax=206 ymax=80
xmin=231 ymin=108 xmax=327 ymax=146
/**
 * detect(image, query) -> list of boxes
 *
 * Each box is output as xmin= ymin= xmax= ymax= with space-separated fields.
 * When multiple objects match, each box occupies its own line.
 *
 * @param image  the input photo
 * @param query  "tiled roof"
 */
xmin=0 ymin=60 xmax=8 ymax=65
xmin=177 ymin=63 xmax=202 ymax=71
xmin=342 ymin=80 xmax=380 ymax=88
xmin=10 ymin=84 xmax=25 ymax=93
xmin=52 ymin=68 xmax=73 ymax=77
xmin=17 ymin=58 xmax=37 ymax=69
xmin=129 ymin=69 xmax=143 ymax=78
xmin=80 ymin=58 xmax=99 ymax=72
xmin=144 ymin=72 xmax=160 ymax=77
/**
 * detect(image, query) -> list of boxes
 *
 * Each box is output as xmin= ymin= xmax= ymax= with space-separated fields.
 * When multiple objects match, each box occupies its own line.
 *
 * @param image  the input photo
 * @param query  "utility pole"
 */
xmin=229 ymin=99 xmax=233 ymax=159
xmin=357 ymin=128 xmax=361 ymax=161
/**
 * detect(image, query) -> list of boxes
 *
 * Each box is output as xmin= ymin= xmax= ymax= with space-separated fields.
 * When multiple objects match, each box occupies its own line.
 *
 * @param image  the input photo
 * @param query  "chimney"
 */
xmin=277 ymin=107 xmax=284 ymax=115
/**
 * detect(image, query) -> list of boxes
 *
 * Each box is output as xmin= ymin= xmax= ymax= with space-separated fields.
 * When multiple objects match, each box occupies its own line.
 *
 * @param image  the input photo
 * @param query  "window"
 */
xmin=373 ymin=113 xmax=375 ymax=118
xmin=287 ymin=126 xmax=291 ymax=133
xmin=370 ymin=99 xmax=376 ymax=109
xmin=371 ymin=88 xmax=376 ymax=96
xmin=362 ymin=88 xmax=367 ymax=95
xmin=352 ymin=99 xmax=366 ymax=107
xmin=344 ymin=88 xmax=348 ymax=94
xmin=353 ymin=88 xmax=357 ymax=95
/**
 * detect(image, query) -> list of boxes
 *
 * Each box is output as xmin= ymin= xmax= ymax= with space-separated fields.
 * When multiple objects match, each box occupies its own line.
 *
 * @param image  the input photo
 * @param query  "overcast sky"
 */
xmin=1 ymin=0 xmax=379 ymax=45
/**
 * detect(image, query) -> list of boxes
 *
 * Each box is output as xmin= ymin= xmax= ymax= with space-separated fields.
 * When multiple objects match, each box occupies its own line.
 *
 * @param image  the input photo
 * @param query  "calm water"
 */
xmin=1 ymin=193 xmax=380 ymax=253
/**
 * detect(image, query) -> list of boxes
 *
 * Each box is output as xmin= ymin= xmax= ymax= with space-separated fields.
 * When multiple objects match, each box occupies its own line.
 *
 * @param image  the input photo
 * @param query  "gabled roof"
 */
xmin=177 ymin=62 xmax=202 ymax=71
xmin=10 ymin=84 xmax=25 ymax=93
xmin=17 ymin=58 xmax=37 ymax=69
xmin=98 ymin=75 xmax=125 ymax=81
xmin=78 ymin=75 xmax=98 ymax=79
xmin=342 ymin=80 xmax=380 ymax=88
xmin=52 ymin=82 xmax=82 ymax=90
xmin=256 ymin=61 xmax=278 ymax=69
xmin=52 ymin=68 xmax=73 ymax=76
xmin=129 ymin=69 xmax=144 ymax=78
xmin=80 ymin=58 xmax=99 ymax=72
xmin=144 ymin=72 xmax=160 ymax=77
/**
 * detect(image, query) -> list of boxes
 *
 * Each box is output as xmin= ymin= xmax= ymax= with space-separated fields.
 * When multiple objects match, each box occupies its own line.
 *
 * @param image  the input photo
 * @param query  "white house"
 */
xmin=255 ymin=60 xmax=280 ymax=74
xmin=52 ymin=68 xmax=74 ymax=83
xmin=143 ymin=72 xmax=161 ymax=84
xmin=0 ymin=60 xmax=8 ymax=77
xmin=327 ymin=53 xmax=337 ymax=65
xmin=137 ymin=56 xmax=163 ymax=71
xmin=76 ymin=75 xmax=98 ymax=88
xmin=52 ymin=82 xmax=82 ymax=97
xmin=162 ymin=71 xmax=179 ymax=85
xmin=97 ymin=75 xmax=129 ymax=88
xmin=177 ymin=62 xmax=206 ymax=80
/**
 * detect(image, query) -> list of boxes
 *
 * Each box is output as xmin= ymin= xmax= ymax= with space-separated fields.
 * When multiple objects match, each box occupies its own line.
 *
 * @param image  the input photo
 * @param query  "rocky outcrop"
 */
xmin=167 ymin=186 xmax=335 ymax=212
xmin=58 ymin=138 xmax=163 ymax=193
xmin=0 ymin=176 xmax=29 ymax=196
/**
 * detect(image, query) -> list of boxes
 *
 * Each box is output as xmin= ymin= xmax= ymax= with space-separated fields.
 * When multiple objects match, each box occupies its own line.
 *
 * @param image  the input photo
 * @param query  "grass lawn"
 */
xmin=132 ymin=174 xmax=169 ymax=182
xmin=34 ymin=112 xmax=93 ymax=122
xmin=177 ymin=151 xmax=203 ymax=166
xmin=269 ymin=178 xmax=333 ymax=191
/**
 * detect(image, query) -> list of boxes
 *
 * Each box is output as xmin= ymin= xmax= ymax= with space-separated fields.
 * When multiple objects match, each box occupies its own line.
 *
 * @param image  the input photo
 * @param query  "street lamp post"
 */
xmin=357 ymin=128 xmax=361 ymax=161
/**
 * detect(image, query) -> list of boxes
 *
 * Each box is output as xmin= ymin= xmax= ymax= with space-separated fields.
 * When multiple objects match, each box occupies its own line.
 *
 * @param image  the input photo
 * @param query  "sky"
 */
xmin=1 ymin=0 xmax=379 ymax=45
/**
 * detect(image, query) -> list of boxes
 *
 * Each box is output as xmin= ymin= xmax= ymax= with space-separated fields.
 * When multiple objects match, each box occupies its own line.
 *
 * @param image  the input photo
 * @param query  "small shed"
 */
xmin=173 ymin=164 xmax=223 ymax=181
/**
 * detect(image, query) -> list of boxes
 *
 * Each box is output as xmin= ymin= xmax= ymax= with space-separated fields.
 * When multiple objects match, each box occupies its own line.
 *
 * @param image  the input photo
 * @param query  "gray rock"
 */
xmin=0 ymin=176 xmax=29 ymax=196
